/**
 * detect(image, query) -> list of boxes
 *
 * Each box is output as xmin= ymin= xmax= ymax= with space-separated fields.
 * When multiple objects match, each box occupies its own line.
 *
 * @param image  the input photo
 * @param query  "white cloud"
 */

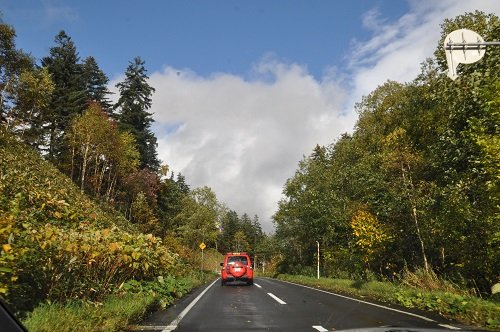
xmin=42 ymin=0 xmax=79 ymax=24
xmin=113 ymin=0 xmax=500 ymax=233
xmin=146 ymin=60 xmax=350 ymax=233
xmin=346 ymin=0 xmax=500 ymax=109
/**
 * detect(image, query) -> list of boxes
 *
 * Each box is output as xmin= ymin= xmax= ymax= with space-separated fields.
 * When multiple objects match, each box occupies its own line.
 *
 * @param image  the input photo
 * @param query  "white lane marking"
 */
xmin=162 ymin=278 xmax=219 ymax=332
xmin=254 ymin=283 xmax=262 ymax=288
xmin=312 ymin=325 xmax=329 ymax=331
xmin=439 ymin=324 xmax=461 ymax=330
xmin=267 ymin=292 xmax=287 ymax=304
xmin=275 ymin=279 xmax=436 ymax=322
xmin=130 ymin=326 xmax=169 ymax=330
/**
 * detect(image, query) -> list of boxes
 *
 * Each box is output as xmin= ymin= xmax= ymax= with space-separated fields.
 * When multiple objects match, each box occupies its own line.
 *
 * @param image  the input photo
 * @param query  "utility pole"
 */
xmin=316 ymin=241 xmax=320 ymax=279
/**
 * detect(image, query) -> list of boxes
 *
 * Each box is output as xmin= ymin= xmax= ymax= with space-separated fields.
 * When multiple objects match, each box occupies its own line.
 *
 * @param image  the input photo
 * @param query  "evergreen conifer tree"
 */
xmin=41 ymin=30 xmax=86 ymax=160
xmin=82 ymin=56 xmax=112 ymax=112
xmin=114 ymin=57 xmax=159 ymax=170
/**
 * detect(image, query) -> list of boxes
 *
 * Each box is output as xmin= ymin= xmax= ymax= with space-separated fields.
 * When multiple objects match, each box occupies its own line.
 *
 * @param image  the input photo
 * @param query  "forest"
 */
xmin=273 ymin=11 xmax=499 ymax=295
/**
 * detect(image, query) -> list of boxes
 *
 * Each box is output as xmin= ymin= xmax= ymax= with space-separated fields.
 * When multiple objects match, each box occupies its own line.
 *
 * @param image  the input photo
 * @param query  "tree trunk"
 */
xmin=70 ymin=145 xmax=75 ymax=181
xmin=402 ymin=162 xmax=429 ymax=271
xmin=81 ymin=143 xmax=90 ymax=193
xmin=97 ymin=160 xmax=107 ymax=197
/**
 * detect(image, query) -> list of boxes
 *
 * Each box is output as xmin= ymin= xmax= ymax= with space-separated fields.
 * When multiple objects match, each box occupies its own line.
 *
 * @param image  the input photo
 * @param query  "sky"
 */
xmin=2 ymin=1 xmax=499 ymax=233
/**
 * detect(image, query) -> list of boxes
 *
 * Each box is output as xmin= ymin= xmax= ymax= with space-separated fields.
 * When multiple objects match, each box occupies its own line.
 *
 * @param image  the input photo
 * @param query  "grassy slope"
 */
xmin=0 ymin=128 xmax=134 ymax=232
xmin=0 ymin=130 xmax=215 ymax=331
xmin=23 ymin=273 xmax=215 ymax=332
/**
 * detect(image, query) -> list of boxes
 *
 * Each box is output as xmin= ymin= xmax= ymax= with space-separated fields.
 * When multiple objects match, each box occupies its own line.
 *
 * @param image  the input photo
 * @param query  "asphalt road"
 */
xmin=128 ymin=277 xmax=465 ymax=332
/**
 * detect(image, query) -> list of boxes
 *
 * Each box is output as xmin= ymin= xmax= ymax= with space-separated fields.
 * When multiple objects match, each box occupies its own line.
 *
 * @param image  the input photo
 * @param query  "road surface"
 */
xmin=128 ymin=277 xmax=465 ymax=331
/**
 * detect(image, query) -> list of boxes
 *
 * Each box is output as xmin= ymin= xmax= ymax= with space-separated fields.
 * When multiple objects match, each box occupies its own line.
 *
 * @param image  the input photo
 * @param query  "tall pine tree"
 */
xmin=41 ymin=30 xmax=86 ymax=161
xmin=114 ymin=57 xmax=159 ymax=170
xmin=82 ymin=56 xmax=112 ymax=112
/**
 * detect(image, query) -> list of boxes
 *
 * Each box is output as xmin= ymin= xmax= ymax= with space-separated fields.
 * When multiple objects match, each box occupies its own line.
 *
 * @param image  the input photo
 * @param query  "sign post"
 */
xmin=199 ymin=242 xmax=206 ymax=271
xmin=316 ymin=241 xmax=320 ymax=279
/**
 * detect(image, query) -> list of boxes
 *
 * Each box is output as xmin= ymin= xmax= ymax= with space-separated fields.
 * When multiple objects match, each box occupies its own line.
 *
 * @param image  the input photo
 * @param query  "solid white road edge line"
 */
xmin=312 ymin=325 xmax=329 ymax=332
xmin=161 ymin=278 xmax=219 ymax=332
xmin=127 ymin=325 xmax=167 ymax=331
xmin=254 ymin=283 xmax=262 ymax=288
xmin=275 ymin=279 xmax=436 ymax=322
xmin=439 ymin=324 xmax=461 ymax=330
xmin=267 ymin=292 xmax=287 ymax=304
xmin=129 ymin=326 xmax=169 ymax=330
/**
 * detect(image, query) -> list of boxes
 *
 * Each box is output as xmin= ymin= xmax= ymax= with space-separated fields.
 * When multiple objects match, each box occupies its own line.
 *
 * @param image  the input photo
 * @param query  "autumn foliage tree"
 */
xmin=67 ymin=102 xmax=139 ymax=199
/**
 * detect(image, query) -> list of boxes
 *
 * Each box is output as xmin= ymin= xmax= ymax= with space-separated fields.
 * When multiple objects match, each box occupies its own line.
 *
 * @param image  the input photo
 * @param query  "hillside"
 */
xmin=0 ymin=128 xmax=181 ymax=312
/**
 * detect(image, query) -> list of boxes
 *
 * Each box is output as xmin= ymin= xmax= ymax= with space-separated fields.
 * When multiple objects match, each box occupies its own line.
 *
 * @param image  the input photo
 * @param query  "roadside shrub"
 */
xmin=0 ymin=130 xmax=182 ymax=312
xmin=400 ymin=267 xmax=474 ymax=296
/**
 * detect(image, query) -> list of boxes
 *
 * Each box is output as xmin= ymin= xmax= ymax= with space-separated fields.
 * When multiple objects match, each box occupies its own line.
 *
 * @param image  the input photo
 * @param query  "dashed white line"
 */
xmin=439 ymin=324 xmax=461 ymax=330
xmin=162 ymin=278 xmax=219 ymax=332
xmin=254 ymin=283 xmax=262 ymax=288
xmin=267 ymin=292 xmax=287 ymax=304
xmin=312 ymin=325 xmax=329 ymax=331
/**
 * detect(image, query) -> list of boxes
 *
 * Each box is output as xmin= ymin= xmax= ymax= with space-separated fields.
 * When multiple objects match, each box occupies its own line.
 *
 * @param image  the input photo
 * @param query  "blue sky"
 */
xmin=2 ymin=1 xmax=499 ymax=232
xmin=2 ymin=1 xmax=408 ymax=79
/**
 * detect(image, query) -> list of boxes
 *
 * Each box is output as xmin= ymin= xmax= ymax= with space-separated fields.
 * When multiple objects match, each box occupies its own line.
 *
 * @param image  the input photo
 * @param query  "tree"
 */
xmin=426 ymin=11 xmax=500 ymax=288
xmin=381 ymin=127 xmax=430 ymax=271
xmin=42 ymin=30 xmax=86 ymax=161
xmin=1 ymin=22 xmax=31 ymax=119
xmin=0 ymin=22 xmax=53 ymax=148
xmin=122 ymin=168 xmax=159 ymax=219
xmin=82 ymin=56 xmax=112 ymax=112
xmin=114 ymin=57 xmax=159 ymax=170
xmin=176 ymin=172 xmax=190 ymax=194
xmin=67 ymin=103 xmax=111 ymax=192
xmin=0 ymin=23 xmax=53 ymax=145
xmin=175 ymin=187 xmax=224 ymax=249
xmin=67 ymin=103 xmax=140 ymax=201
xmin=233 ymin=230 xmax=250 ymax=252
xmin=131 ymin=191 xmax=159 ymax=234
xmin=218 ymin=210 xmax=240 ymax=253
xmin=351 ymin=208 xmax=393 ymax=267
xmin=156 ymin=173 xmax=188 ymax=237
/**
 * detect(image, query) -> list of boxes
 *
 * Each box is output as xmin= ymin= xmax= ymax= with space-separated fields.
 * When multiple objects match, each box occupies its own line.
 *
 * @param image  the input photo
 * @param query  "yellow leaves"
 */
xmin=102 ymin=228 xmax=110 ymax=238
xmin=145 ymin=233 xmax=157 ymax=244
xmin=2 ymin=244 xmax=11 ymax=252
xmin=351 ymin=208 xmax=393 ymax=262
xmin=108 ymin=242 xmax=120 ymax=252
xmin=64 ymin=243 xmax=76 ymax=252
